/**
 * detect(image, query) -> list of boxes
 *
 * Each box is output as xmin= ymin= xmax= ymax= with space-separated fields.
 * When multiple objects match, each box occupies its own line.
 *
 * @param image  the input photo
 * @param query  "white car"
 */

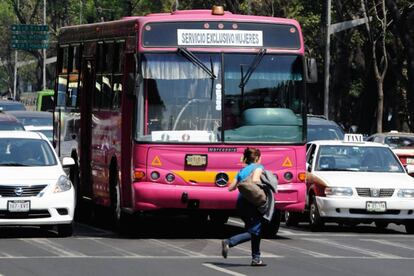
xmin=0 ymin=131 xmax=75 ymax=236
xmin=287 ymin=134 xmax=414 ymax=233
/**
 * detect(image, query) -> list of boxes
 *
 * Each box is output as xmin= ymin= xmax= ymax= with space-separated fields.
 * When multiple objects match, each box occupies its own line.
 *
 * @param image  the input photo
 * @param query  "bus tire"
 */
xmin=209 ymin=213 xmax=229 ymax=225
xmin=262 ymin=209 xmax=281 ymax=238
xmin=284 ymin=211 xmax=300 ymax=227
xmin=109 ymin=164 xmax=129 ymax=234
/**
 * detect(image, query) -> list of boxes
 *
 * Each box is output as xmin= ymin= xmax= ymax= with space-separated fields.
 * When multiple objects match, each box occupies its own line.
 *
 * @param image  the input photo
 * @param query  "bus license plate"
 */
xmin=366 ymin=201 xmax=386 ymax=212
xmin=185 ymin=154 xmax=207 ymax=167
xmin=8 ymin=200 xmax=30 ymax=212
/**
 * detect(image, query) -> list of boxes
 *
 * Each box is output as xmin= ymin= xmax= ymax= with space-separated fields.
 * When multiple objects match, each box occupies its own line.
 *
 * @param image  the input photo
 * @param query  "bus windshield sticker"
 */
xmin=215 ymin=83 xmax=222 ymax=111
xmin=177 ymin=29 xmax=263 ymax=47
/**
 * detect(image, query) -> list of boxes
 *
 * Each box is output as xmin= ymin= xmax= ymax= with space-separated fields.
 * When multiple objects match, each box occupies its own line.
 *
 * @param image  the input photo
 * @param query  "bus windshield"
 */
xmin=137 ymin=52 xmax=304 ymax=143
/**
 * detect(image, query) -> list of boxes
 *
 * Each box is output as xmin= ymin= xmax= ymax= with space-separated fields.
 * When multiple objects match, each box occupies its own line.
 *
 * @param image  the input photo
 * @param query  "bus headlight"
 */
xmin=325 ymin=187 xmax=353 ymax=197
xmin=398 ymin=189 xmax=414 ymax=198
xmin=54 ymin=175 xmax=72 ymax=193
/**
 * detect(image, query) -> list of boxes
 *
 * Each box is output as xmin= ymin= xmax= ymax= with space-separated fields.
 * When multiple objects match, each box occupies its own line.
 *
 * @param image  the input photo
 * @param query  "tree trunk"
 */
xmin=377 ymin=80 xmax=384 ymax=133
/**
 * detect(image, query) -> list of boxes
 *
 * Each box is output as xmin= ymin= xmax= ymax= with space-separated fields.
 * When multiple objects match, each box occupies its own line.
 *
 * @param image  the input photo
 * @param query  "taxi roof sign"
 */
xmin=344 ymin=134 xmax=364 ymax=143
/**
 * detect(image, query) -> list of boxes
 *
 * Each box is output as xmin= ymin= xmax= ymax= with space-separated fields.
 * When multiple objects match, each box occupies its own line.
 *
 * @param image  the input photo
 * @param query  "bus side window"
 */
xmin=112 ymin=42 xmax=124 ymax=110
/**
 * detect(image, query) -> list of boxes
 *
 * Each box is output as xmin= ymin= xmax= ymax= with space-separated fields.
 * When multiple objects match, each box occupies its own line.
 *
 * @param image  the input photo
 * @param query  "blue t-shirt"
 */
xmin=236 ymin=163 xmax=264 ymax=182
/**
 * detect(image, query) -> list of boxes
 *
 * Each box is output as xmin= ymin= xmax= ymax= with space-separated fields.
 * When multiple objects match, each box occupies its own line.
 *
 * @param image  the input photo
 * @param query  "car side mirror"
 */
xmin=305 ymin=58 xmax=318 ymax=83
xmin=62 ymin=157 xmax=75 ymax=168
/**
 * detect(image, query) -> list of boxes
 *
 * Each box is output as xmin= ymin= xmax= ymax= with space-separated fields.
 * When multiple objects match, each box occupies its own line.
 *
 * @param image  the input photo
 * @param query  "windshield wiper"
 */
xmin=178 ymin=47 xmax=217 ymax=79
xmin=239 ymin=48 xmax=267 ymax=89
xmin=0 ymin=162 xmax=29 ymax=166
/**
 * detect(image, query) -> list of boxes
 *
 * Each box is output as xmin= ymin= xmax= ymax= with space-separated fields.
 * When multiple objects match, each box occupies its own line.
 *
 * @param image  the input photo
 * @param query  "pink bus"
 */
xmin=55 ymin=6 xmax=316 ymax=235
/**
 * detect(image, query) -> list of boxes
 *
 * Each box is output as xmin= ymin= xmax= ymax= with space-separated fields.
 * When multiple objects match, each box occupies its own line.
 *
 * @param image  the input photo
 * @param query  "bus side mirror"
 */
xmin=306 ymin=58 xmax=318 ymax=83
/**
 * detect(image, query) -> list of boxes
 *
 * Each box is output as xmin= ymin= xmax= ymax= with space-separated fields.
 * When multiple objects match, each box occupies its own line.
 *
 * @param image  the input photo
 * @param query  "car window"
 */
xmin=385 ymin=136 xmax=414 ymax=148
xmin=315 ymin=145 xmax=403 ymax=173
xmin=0 ymin=102 xmax=26 ymax=111
xmin=0 ymin=138 xmax=57 ymax=166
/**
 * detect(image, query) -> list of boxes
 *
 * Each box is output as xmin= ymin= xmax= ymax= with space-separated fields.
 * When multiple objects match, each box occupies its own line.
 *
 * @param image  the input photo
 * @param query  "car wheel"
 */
xmin=57 ymin=223 xmax=73 ymax=237
xmin=375 ymin=221 xmax=389 ymax=229
xmin=405 ymin=222 xmax=414 ymax=234
xmin=262 ymin=209 xmax=282 ymax=238
xmin=285 ymin=211 xmax=300 ymax=227
xmin=309 ymin=195 xmax=324 ymax=231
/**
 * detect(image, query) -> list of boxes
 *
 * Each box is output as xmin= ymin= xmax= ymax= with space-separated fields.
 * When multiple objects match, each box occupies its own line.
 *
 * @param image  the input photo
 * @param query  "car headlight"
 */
xmin=398 ymin=189 xmax=414 ymax=198
xmin=54 ymin=175 xmax=72 ymax=193
xmin=325 ymin=187 xmax=353 ymax=196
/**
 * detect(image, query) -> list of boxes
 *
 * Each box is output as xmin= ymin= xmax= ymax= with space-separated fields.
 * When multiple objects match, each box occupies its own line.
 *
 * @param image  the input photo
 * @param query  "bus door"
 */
xmin=120 ymin=50 xmax=136 ymax=208
xmin=79 ymin=57 xmax=95 ymax=200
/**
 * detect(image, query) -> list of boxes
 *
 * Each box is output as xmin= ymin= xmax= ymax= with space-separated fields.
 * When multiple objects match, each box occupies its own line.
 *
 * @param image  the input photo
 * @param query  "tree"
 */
xmin=361 ymin=0 xmax=389 ymax=132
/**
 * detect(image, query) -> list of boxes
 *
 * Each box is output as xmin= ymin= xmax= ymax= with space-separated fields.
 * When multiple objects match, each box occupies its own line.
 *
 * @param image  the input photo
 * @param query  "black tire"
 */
xmin=285 ymin=211 xmax=300 ymax=227
xmin=375 ymin=221 xmax=389 ymax=229
xmin=109 ymin=166 xmax=130 ymax=234
xmin=262 ymin=209 xmax=282 ymax=238
xmin=209 ymin=213 xmax=229 ymax=225
xmin=309 ymin=195 xmax=324 ymax=231
xmin=57 ymin=223 xmax=73 ymax=237
xmin=405 ymin=222 xmax=414 ymax=234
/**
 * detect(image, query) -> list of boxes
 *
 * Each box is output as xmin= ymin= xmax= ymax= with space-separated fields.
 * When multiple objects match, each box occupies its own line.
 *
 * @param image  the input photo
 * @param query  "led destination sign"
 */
xmin=143 ymin=22 xmax=300 ymax=49
xmin=177 ymin=29 xmax=263 ymax=47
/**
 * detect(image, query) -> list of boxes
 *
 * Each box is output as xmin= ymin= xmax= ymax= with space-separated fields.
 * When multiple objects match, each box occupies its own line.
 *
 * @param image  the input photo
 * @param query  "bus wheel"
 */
xmin=109 ymin=167 xmax=129 ymax=234
xmin=209 ymin=213 xmax=229 ymax=225
xmin=284 ymin=211 xmax=300 ymax=227
xmin=262 ymin=209 xmax=281 ymax=238
xmin=309 ymin=195 xmax=324 ymax=231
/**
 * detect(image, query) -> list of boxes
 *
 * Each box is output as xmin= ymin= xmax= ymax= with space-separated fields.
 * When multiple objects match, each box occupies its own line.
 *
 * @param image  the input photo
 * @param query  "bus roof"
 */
xmin=58 ymin=9 xmax=303 ymax=52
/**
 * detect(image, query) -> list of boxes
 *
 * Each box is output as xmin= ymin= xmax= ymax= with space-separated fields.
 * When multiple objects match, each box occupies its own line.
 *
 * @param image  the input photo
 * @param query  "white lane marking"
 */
xmin=203 ymin=263 xmax=247 ymax=276
xmin=149 ymin=239 xmax=205 ymax=257
xmin=228 ymin=219 xmax=244 ymax=227
xmin=211 ymin=240 xmax=280 ymax=258
xmin=302 ymin=238 xmax=400 ymax=258
xmin=1 ymin=254 xmax=413 ymax=260
xmin=0 ymin=255 xmax=279 ymax=259
xmin=89 ymin=238 xmax=141 ymax=256
xmin=21 ymin=239 xmax=85 ymax=257
xmin=265 ymin=239 xmax=331 ymax=258
xmin=362 ymin=239 xmax=414 ymax=251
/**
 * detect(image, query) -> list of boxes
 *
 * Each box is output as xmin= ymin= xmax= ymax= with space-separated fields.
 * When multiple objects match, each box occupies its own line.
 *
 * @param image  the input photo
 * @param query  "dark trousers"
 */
xmin=227 ymin=231 xmax=261 ymax=260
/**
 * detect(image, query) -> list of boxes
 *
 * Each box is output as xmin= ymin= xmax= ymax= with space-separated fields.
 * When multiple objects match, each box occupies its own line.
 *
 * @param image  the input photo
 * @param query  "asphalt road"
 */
xmin=1 ymin=217 xmax=414 ymax=276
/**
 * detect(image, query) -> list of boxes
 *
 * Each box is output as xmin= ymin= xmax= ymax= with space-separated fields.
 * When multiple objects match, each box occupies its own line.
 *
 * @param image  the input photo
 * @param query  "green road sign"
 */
xmin=10 ymin=24 xmax=49 ymax=50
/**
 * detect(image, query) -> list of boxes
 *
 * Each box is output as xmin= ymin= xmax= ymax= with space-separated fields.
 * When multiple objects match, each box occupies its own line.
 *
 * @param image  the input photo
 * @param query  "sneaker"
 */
xmin=221 ymin=240 xmax=229 ymax=259
xmin=251 ymin=259 xmax=267 ymax=267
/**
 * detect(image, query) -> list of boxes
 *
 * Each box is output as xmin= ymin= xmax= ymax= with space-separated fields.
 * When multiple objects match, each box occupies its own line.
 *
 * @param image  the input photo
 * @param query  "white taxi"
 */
xmin=0 ymin=131 xmax=75 ymax=236
xmin=303 ymin=134 xmax=414 ymax=233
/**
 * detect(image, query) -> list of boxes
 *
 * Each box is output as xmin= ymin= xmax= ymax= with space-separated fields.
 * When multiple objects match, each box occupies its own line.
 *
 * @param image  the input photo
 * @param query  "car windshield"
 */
xmin=316 ymin=145 xmax=404 ymax=173
xmin=384 ymin=135 xmax=414 ymax=149
xmin=308 ymin=125 xmax=344 ymax=142
xmin=0 ymin=138 xmax=57 ymax=166
xmin=0 ymin=122 xmax=25 ymax=130
xmin=137 ymin=52 xmax=305 ymax=143
xmin=0 ymin=102 xmax=26 ymax=111
xmin=15 ymin=115 xmax=52 ymax=127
